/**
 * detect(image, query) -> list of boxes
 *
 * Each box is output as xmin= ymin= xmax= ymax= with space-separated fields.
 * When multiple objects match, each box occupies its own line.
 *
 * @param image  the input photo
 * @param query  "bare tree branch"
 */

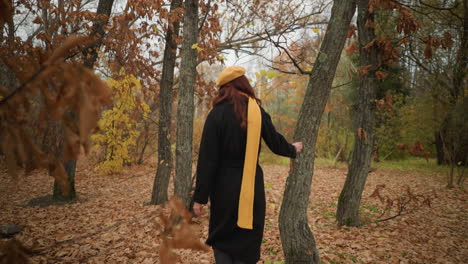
xmin=262 ymin=29 xmax=311 ymax=75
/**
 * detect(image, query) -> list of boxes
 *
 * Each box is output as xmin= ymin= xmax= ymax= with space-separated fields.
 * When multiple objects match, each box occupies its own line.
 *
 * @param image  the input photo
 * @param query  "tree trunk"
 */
xmin=150 ymin=0 xmax=183 ymax=205
xmin=0 ymin=63 xmax=17 ymax=93
xmin=436 ymin=0 xmax=467 ymax=166
xmin=0 ymin=7 xmax=17 ymax=93
xmin=450 ymin=0 xmax=467 ymax=104
xmin=53 ymin=160 xmax=77 ymax=199
xmin=174 ymin=0 xmax=199 ymax=208
xmin=435 ymin=130 xmax=446 ymax=165
xmin=137 ymin=123 xmax=150 ymax=165
xmin=336 ymin=0 xmax=378 ymax=227
xmin=53 ymin=0 xmax=115 ymax=200
xmin=83 ymin=0 xmax=115 ymax=69
xmin=278 ymin=1 xmax=356 ymax=263
xmin=48 ymin=121 xmax=77 ymax=200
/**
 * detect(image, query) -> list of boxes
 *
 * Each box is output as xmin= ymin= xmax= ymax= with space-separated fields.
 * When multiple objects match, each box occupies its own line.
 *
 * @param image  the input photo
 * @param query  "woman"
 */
xmin=192 ymin=66 xmax=302 ymax=264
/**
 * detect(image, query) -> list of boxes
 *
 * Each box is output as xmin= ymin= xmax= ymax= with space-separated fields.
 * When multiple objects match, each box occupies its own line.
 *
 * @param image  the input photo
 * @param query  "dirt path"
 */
xmin=0 ymin=161 xmax=466 ymax=263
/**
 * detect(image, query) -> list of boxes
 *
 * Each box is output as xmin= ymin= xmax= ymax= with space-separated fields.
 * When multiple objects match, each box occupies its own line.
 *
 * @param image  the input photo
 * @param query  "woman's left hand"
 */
xmin=193 ymin=202 xmax=205 ymax=216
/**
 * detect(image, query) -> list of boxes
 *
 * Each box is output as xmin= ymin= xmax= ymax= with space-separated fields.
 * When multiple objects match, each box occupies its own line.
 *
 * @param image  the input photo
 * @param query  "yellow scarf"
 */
xmin=237 ymin=93 xmax=261 ymax=230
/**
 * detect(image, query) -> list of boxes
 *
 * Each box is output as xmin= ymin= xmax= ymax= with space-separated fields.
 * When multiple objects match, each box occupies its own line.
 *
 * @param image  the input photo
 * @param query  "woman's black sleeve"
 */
xmin=261 ymin=107 xmax=297 ymax=159
xmin=193 ymin=110 xmax=221 ymax=204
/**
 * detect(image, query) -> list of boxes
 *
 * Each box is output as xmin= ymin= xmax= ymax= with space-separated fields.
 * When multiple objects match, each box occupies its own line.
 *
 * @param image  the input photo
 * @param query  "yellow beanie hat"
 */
xmin=216 ymin=66 xmax=246 ymax=87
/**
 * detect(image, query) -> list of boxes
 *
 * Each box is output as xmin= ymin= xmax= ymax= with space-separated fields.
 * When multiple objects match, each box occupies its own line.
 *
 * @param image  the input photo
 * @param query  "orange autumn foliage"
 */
xmin=158 ymin=198 xmax=210 ymax=264
xmin=0 ymin=34 xmax=111 ymax=193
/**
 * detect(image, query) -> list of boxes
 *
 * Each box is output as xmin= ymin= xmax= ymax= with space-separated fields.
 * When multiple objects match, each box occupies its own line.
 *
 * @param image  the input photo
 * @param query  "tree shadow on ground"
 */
xmin=25 ymin=193 xmax=89 ymax=208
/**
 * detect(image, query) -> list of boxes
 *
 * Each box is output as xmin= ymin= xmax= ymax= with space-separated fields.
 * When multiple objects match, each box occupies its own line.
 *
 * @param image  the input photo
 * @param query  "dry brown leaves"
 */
xmin=359 ymin=36 xmax=400 ymax=78
xmin=375 ymin=37 xmax=399 ymax=65
xmin=0 ymin=34 xmax=111 ymax=195
xmin=0 ymin=239 xmax=30 ymax=264
xmin=357 ymin=64 xmax=372 ymax=77
xmin=375 ymin=93 xmax=393 ymax=114
xmin=375 ymin=70 xmax=388 ymax=81
xmin=357 ymin=128 xmax=367 ymax=141
xmin=0 ymin=161 xmax=466 ymax=263
xmin=158 ymin=198 xmax=210 ymax=264
xmin=370 ymin=184 xmax=435 ymax=221
xmin=0 ymin=0 xmax=13 ymax=27
xmin=421 ymin=34 xmax=454 ymax=59
xmin=345 ymin=43 xmax=357 ymax=56
xmin=365 ymin=19 xmax=375 ymax=30
xmin=44 ymin=36 xmax=94 ymax=66
xmin=366 ymin=0 xmax=454 ymax=72
xmin=347 ymin=24 xmax=357 ymax=39
xmin=369 ymin=0 xmax=421 ymax=37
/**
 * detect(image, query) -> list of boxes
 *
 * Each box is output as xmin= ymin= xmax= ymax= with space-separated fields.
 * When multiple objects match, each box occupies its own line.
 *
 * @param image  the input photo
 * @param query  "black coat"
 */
xmin=193 ymin=100 xmax=296 ymax=264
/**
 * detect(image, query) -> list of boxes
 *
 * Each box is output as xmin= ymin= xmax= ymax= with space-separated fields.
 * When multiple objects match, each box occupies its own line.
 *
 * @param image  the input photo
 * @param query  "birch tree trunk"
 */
xmin=151 ymin=0 xmax=183 ymax=205
xmin=175 ymin=0 xmax=199 ymax=208
xmin=336 ymin=0 xmax=379 ymax=226
xmin=278 ymin=1 xmax=356 ymax=263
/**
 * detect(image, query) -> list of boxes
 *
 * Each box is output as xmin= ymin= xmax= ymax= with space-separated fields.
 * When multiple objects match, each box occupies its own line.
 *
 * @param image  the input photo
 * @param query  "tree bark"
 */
xmin=53 ymin=0 xmax=115 ymax=200
xmin=150 ymin=0 xmax=183 ymax=205
xmin=0 ymin=63 xmax=17 ymax=93
xmin=0 ymin=5 xmax=17 ymax=93
xmin=450 ymin=0 xmax=467 ymax=104
xmin=53 ymin=160 xmax=77 ymax=199
xmin=278 ymin=1 xmax=356 ymax=263
xmin=83 ymin=0 xmax=115 ymax=69
xmin=435 ymin=0 xmax=467 ymax=166
xmin=336 ymin=0 xmax=379 ymax=227
xmin=435 ymin=130 xmax=446 ymax=165
xmin=174 ymin=0 xmax=199 ymax=208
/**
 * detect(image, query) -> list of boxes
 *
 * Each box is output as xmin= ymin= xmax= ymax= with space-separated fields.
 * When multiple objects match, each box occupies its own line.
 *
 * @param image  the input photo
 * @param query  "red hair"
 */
xmin=213 ymin=75 xmax=261 ymax=129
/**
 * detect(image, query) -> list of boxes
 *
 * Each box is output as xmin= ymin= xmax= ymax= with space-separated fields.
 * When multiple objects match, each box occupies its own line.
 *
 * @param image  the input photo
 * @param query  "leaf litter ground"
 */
xmin=0 ymin=159 xmax=466 ymax=264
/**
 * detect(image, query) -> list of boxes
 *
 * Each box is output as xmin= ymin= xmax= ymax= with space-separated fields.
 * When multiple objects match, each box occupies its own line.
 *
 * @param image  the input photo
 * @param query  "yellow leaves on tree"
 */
xmin=191 ymin=43 xmax=203 ymax=52
xmin=92 ymin=69 xmax=150 ymax=175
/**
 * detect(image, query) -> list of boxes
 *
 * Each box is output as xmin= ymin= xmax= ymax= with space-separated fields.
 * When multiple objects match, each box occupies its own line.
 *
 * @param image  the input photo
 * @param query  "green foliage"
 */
xmin=362 ymin=204 xmax=380 ymax=214
xmin=341 ymin=16 xmax=412 ymax=162
xmin=374 ymin=94 xmax=406 ymax=160
xmin=92 ymin=69 xmax=150 ymax=174
xmin=398 ymin=96 xmax=438 ymax=155
xmin=254 ymin=68 xmax=305 ymax=141
xmin=316 ymin=58 xmax=355 ymax=162
xmin=375 ymin=65 xmax=409 ymax=100
xmin=260 ymin=146 xmax=291 ymax=166
xmin=440 ymin=98 xmax=468 ymax=164
xmin=264 ymin=261 xmax=284 ymax=264
xmin=372 ymin=157 xmax=450 ymax=174
xmin=316 ymin=109 xmax=354 ymax=162
xmin=321 ymin=209 xmax=336 ymax=218
xmin=372 ymin=64 xmax=409 ymax=161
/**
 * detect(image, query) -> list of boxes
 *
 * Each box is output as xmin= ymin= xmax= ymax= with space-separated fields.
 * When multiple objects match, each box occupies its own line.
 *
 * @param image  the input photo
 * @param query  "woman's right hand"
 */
xmin=292 ymin=142 xmax=303 ymax=153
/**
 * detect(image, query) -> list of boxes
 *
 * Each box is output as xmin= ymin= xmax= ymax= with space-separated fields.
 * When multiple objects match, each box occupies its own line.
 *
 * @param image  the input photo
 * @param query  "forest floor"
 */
xmin=0 ymin=157 xmax=467 ymax=264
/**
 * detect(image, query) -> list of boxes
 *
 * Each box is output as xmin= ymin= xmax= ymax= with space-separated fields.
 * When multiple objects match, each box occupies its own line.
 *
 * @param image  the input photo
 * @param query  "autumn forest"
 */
xmin=0 ymin=0 xmax=466 ymax=263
